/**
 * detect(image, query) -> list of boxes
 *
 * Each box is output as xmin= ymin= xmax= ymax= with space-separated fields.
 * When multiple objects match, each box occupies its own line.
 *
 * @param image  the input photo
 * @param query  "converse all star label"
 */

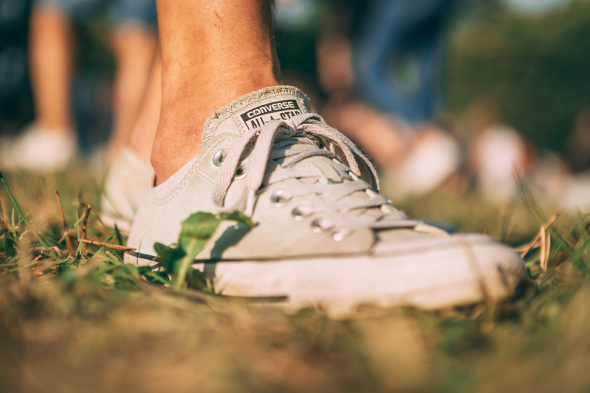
xmin=233 ymin=98 xmax=307 ymax=133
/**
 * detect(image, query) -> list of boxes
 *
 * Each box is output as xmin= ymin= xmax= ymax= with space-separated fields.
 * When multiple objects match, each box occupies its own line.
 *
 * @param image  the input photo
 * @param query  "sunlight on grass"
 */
xmin=0 ymin=165 xmax=589 ymax=393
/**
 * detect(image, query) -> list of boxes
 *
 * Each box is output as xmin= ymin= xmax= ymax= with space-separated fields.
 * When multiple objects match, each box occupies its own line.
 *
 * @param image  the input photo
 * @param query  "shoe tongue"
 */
xmin=201 ymin=86 xmax=311 ymax=147
xmin=201 ymin=86 xmax=385 ymax=219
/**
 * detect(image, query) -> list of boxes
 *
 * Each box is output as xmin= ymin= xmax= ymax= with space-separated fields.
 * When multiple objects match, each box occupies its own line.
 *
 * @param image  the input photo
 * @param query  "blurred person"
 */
xmin=530 ymin=157 xmax=590 ymax=213
xmin=462 ymin=99 xmax=589 ymax=211
xmin=0 ymin=0 xmax=30 ymax=112
xmin=0 ymin=0 xmax=158 ymax=172
xmin=353 ymin=0 xmax=455 ymax=124
xmin=385 ymin=124 xmax=461 ymax=199
xmin=470 ymin=124 xmax=530 ymax=202
xmin=463 ymin=97 xmax=535 ymax=204
xmin=272 ymin=0 xmax=323 ymax=108
xmin=317 ymin=32 xmax=460 ymax=200
xmin=318 ymin=33 xmax=407 ymax=168
xmin=557 ymin=172 xmax=590 ymax=213
xmin=531 ymin=108 xmax=590 ymax=212
xmin=564 ymin=106 xmax=590 ymax=173
xmin=106 ymin=0 xmax=525 ymax=316
xmin=101 ymin=55 xmax=159 ymax=230
xmin=560 ymin=108 xmax=590 ymax=211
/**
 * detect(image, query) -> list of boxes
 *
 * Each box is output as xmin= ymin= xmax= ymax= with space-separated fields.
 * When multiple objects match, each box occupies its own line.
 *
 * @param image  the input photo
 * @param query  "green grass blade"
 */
xmin=0 ymin=171 xmax=56 ymax=257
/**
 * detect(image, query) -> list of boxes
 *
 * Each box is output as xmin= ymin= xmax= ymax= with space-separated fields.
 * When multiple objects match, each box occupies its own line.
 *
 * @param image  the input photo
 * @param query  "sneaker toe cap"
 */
xmin=376 ymin=233 xmax=525 ymax=310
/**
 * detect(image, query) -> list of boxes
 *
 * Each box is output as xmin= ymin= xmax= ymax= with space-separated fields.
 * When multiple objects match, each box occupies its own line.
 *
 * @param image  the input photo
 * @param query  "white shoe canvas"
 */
xmin=101 ymin=147 xmax=154 ymax=232
xmin=126 ymin=86 xmax=525 ymax=317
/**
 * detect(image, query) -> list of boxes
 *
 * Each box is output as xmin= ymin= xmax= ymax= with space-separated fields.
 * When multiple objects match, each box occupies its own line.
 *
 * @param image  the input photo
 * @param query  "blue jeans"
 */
xmin=33 ymin=0 xmax=157 ymax=28
xmin=353 ymin=0 xmax=454 ymax=123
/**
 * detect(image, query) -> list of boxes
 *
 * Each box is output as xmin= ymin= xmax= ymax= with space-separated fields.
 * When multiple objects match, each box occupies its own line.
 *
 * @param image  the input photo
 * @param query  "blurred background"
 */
xmin=0 ymin=0 xmax=589 ymax=209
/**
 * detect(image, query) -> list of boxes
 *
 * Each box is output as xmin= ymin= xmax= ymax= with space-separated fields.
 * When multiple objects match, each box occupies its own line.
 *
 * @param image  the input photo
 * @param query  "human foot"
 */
xmin=125 ymin=86 xmax=525 ymax=316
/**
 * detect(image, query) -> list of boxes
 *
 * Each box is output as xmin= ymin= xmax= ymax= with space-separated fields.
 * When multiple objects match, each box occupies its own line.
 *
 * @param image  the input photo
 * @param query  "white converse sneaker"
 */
xmin=0 ymin=123 xmax=77 ymax=172
xmin=126 ymin=86 xmax=525 ymax=316
xmin=101 ymin=147 xmax=154 ymax=232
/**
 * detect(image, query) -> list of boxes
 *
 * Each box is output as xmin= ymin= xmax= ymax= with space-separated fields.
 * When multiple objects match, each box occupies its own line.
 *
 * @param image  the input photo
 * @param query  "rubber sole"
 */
xmin=125 ymin=239 xmax=524 ymax=317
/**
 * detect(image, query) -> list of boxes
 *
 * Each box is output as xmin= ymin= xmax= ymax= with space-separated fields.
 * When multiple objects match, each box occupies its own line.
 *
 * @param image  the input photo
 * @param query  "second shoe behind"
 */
xmin=101 ymin=147 xmax=154 ymax=232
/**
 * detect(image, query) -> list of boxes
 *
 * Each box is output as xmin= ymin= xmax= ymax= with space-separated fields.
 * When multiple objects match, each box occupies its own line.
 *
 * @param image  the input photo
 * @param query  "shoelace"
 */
xmin=210 ymin=113 xmax=428 ymax=239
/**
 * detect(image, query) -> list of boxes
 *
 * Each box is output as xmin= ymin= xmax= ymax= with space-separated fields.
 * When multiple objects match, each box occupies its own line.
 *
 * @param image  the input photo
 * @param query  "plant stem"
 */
xmin=55 ymin=190 xmax=73 ymax=252
xmin=0 ymin=171 xmax=54 ymax=255
xmin=172 ymin=239 xmax=202 ymax=290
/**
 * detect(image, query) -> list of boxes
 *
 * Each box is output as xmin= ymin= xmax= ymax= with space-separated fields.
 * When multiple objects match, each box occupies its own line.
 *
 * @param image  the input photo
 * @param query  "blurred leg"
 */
xmin=101 ymin=55 xmax=159 ymax=229
xmin=110 ymin=26 xmax=158 ymax=160
xmin=0 ymin=3 xmax=77 ymax=171
xmin=128 ymin=54 xmax=161 ymax=164
xmin=353 ymin=0 xmax=451 ymax=123
xmin=100 ymin=0 xmax=159 ymax=226
xmin=152 ymin=0 xmax=281 ymax=184
xmin=29 ymin=5 xmax=74 ymax=133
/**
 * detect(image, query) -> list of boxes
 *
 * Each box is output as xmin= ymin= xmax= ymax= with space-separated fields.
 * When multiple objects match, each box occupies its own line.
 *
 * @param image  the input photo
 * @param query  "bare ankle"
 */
xmin=151 ymin=114 xmax=205 ymax=185
xmin=150 ymin=0 xmax=281 ymax=185
xmin=152 ymin=77 xmax=279 ymax=185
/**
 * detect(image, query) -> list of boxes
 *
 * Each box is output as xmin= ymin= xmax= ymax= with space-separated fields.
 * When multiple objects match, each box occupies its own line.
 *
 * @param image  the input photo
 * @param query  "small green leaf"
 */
xmin=154 ymin=211 xmax=254 ymax=291
xmin=219 ymin=212 xmax=255 ymax=229
xmin=180 ymin=212 xmax=222 ymax=239
xmin=172 ymin=237 xmax=208 ymax=289
xmin=1 ymin=172 xmax=54 ymax=255
xmin=154 ymin=242 xmax=186 ymax=274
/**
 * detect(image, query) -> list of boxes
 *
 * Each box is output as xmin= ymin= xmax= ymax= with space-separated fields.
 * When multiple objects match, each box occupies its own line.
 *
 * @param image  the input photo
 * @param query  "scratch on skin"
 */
xmin=214 ymin=11 xmax=223 ymax=25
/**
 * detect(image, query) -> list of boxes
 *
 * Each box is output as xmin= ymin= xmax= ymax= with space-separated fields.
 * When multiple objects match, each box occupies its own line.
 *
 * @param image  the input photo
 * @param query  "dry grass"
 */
xmin=1 ymin=164 xmax=589 ymax=393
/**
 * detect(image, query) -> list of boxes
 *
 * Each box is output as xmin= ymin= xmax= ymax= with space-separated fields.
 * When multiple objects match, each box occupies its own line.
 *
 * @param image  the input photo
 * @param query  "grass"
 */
xmin=0 ymin=164 xmax=589 ymax=393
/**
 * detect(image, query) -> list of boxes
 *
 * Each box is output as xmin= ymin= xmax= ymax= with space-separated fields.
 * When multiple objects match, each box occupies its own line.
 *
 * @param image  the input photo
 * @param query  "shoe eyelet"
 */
xmin=234 ymin=166 xmax=247 ymax=180
xmin=212 ymin=149 xmax=225 ymax=166
xmin=291 ymin=206 xmax=308 ymax=221
xmin=333 ymin=232 xmax=344 ymax=241
xmin=311 ymin=219 xmax=330 ymax=233
xmin=270 ymin=189 xmax=290 ymax=206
